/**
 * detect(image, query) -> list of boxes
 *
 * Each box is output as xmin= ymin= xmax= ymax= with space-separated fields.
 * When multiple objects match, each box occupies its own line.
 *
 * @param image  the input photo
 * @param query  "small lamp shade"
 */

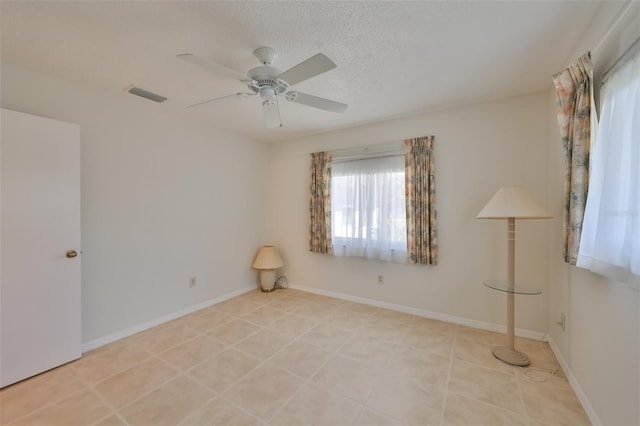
xmin=252 ymin=245 xmax=284 ymax=269
xmin=252 ymin=245 xmax=284 ymax=293
xmin=476 ymin=186 xmax=552 ymax=219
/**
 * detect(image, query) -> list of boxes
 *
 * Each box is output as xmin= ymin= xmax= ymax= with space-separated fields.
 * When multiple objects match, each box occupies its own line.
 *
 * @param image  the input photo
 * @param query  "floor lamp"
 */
xmin=477 ymin=186 xmax=551 ymax=366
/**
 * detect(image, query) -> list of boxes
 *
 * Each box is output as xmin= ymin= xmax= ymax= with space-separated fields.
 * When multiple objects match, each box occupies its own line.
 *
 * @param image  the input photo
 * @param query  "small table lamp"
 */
xmin=477 ymin=186 xmax=552 ymax=366
xmin=252 ymin=245 xmax=284 ymax=292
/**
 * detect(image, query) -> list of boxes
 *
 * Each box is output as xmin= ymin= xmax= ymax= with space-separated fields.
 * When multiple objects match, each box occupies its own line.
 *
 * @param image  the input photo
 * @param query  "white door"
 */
xmin=1 ymin=108 xmax=81 ymax=387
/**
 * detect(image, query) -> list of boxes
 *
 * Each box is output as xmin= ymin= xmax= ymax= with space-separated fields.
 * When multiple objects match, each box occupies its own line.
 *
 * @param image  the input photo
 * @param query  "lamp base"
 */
xmin=259 ymin=269 xmax=277 ymax=292
xmin=491 ymin=346 xmax=530 ymax=366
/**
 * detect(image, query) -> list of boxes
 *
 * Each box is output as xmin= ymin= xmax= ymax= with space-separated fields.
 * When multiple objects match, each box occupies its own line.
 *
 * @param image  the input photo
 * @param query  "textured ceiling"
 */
xmin=1 ymin=1 xmax=603 ymax=143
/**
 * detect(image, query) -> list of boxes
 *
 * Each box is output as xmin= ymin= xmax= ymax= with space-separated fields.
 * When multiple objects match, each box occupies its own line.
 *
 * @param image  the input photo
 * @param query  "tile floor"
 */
xmin=0 ymin=289 xmax=590 ymax=425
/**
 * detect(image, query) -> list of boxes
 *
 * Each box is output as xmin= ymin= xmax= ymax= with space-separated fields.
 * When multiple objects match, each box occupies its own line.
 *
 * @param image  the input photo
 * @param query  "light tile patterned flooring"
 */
xmin=1 ymin=289 xmax=590 ymax=425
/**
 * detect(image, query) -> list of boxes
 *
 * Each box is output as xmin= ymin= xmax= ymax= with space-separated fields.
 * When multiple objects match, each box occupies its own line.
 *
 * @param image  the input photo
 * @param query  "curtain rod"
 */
xmin=591 ymin=0 xmax=635 ymax=56
xmin=332 ymin=151 xmax=404 ymax=163
xmin=601 ymin=36 xmax=640 ymax=85
xmin=329 ymin=140 xmax=404 ymax=161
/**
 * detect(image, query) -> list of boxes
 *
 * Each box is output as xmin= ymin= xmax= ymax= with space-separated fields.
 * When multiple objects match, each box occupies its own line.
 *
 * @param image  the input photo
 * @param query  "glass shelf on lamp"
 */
xmin=483 ymin=280 xmax=541 ymax=295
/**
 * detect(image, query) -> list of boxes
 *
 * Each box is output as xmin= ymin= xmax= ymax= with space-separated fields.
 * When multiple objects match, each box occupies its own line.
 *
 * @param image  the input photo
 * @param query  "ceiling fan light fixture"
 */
xmin=262 ymin=99 xmax=282 ymax=128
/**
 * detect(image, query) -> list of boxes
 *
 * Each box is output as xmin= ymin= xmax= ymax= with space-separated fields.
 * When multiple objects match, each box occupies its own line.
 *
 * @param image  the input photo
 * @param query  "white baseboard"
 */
xmin=81 ymin=285 xmax=256 ymax=353
xmin=288 ymin=283 xmax=546 ymax=341
xmin=547 ymin=336 xmax=602 ymax=426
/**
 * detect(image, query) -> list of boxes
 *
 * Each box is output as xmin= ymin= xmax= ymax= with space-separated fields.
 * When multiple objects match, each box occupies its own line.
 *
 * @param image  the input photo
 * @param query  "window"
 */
xmin=309 ymin=137 xmax=437 ymax=264
xmin=331 ymin=155 xmax=407 ymax=262
xmin=576 ymin=49 xmax=640 ymax=281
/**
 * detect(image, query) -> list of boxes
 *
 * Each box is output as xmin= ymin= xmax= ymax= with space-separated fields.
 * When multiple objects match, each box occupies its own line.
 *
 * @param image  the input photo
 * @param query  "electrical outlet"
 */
xmin=189 ymin=276 xmax=197 ymax=288
xmin=377 ymin=275 xmax=384 ymax=285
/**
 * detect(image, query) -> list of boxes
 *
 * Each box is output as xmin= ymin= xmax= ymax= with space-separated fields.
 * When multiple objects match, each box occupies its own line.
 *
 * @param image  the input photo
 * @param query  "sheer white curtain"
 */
xmin=576 ymin=50 xmax=640 ymax=281
xmin=331 ymin=155 xmax=407 ymax=262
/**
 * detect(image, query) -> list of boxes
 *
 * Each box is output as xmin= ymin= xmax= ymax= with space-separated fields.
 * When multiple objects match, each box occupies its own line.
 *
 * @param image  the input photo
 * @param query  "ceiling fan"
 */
xmin=177 ymin=47 xmax=347 ymax=128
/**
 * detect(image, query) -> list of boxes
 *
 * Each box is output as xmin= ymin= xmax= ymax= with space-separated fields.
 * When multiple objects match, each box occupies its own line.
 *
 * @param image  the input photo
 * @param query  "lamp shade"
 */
xmin=476 ymin=186 xmax=552 ymax=219
xmin=252 ymin=245 xmax=284 ymax=269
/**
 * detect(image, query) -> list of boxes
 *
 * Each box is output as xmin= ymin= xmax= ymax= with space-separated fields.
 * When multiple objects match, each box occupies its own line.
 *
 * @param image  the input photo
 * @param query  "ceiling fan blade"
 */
xmin=187 ymin=93 xmax=255 ymax=109
xmin=177 ymin=53 xmax=247 ymax=81
xmin=278 ymin=53 xmax=337 ymax=86
xmin=285 ymin=91 xmax=348 ymax=113
xmin=262 ymin=100 xmax=282 ymax=128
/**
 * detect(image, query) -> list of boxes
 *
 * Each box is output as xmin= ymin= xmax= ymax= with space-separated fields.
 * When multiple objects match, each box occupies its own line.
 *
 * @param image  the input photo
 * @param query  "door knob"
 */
xmin=66 ymin=250 xmax=78 ymax=258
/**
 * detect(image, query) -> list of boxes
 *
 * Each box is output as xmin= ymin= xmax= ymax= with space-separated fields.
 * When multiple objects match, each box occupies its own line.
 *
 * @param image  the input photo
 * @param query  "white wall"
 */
xmin=546 ymin=2 xmax=640 ymax=425
xmin=267 ymin=91 xmax=551 ymax=334
xmin=1 ymin=62 xmax=269 ymax=343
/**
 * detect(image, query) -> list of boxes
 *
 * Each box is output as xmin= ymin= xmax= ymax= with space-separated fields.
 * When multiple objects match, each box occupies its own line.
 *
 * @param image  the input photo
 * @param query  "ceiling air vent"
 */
xmin=127 ymin=86 xmax=167 ymax=103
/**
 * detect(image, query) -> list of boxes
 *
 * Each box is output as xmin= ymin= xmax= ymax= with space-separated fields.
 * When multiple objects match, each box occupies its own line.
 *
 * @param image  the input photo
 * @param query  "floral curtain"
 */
xmin=404 ymin=136 xmax=437 ymax=265
xmin=309 ymin=151 xmax=333 ymax=254
xmin=552 ymin=52 xmax=593 ymax=265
